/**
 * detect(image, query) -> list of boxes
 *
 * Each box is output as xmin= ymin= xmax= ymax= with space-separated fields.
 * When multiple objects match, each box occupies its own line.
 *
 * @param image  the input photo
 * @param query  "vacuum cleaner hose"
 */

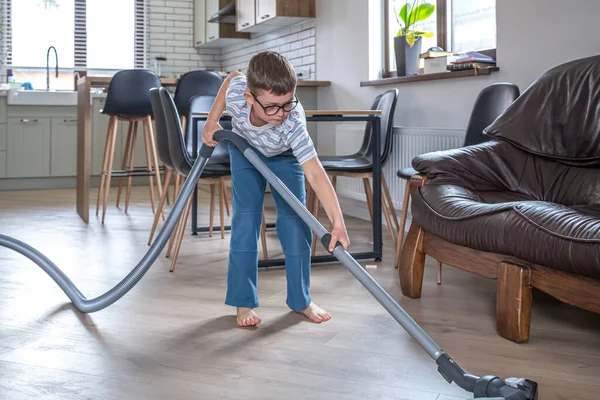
xmin=0 ymin=145 xmax=215 ymax=313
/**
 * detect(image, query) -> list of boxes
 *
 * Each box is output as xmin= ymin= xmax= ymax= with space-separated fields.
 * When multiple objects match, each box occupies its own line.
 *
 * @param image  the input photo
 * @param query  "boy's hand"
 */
xmin=202 ymin=119 xmax=222 ymax=147
xmin=329 ymin=224 xmax=350 ymax=252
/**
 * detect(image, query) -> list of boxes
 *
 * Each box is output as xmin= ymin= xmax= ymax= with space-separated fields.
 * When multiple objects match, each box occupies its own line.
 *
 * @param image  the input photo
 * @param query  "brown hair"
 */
xmin=246 ymin=51 xmax=297 ymax=96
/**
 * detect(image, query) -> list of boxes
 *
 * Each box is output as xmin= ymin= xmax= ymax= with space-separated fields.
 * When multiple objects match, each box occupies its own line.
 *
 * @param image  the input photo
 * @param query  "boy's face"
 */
xmin=245 ymin=90 xmax=297 ymax=126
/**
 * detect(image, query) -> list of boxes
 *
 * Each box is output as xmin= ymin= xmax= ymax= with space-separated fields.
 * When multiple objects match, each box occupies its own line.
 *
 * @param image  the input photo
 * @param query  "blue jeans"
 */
xmin=225 ymin=142 xmax=312 ymax=311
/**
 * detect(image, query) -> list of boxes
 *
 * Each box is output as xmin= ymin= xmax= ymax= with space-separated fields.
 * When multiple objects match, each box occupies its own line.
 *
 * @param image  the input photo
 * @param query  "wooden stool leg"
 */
xmin=169 ymin=194 xmax=193 ymax=272
xmin=96 ymin=116 xmax=115 ymax=216
xmin=116 ymin=122 xmax=134 ymax=208
xmin=222 ymin=179 xmax=230 ymax=216
xmin=497 ymin=262 xmax=532 ymax=343
xmin=167 ymin=177 xmax=186 ymax=258
xmin=382 ymin=172 xmax=399 ymax=232
xmin=125 ymin=122 xmax=138 ymax=214
xmin=395 ymin=182 xmax=411 ymax=268
xmin=148 ymin=169 xmax=173 ymax=245
xmin=142 ymin=120 xmax=157 ymax=215
xmin=146 ymin=116 xmax=164 ymax=218
xmin=101 ymin=117 xmax=119 ymax=224
xmin=363 ymin=178 xmax=374 ymax=221
xmin=382 ymin=192 xmax=397 ymax=250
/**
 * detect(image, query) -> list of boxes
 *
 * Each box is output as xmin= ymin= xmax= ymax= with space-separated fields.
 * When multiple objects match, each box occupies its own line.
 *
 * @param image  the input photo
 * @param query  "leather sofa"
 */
xmin=398 ymin=55 xmax=600 ymax=343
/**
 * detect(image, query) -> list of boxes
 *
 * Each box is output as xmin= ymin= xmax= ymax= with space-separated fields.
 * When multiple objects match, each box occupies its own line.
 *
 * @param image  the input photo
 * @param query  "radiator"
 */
xmin=334 ymin=126 xmax=465 ymax=212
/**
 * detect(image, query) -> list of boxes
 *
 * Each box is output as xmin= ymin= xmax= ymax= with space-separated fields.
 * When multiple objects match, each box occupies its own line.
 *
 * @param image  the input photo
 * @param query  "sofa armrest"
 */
xmin=412 ymin=140 xmax=526 ymax=192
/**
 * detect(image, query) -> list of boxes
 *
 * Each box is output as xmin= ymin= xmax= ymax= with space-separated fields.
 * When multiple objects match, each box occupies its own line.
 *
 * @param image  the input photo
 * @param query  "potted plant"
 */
xmin=394 ymin=1 xmax=435 ymax=76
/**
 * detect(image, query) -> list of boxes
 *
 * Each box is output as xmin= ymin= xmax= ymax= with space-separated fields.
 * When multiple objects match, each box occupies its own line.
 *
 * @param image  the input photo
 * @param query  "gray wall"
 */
xmin=315 ymin=0 xmax=600 ymax=154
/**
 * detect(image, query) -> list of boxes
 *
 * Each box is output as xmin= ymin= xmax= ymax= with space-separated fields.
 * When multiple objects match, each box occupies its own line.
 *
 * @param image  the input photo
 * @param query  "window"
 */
xmin=11 ymin=0 xmax=75 ymax=68
xmin=384 ymin=0 xmax=496 ymax=77
xmin=5 ymin=0 xmax=147 ymax=90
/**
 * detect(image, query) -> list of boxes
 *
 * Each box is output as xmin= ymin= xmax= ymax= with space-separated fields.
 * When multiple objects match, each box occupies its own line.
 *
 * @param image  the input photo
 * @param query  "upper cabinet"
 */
xmin=233 ymin=0 xmax=316 ymax=35
xmin=193 ymin=0 xmax=207 ymax=47
xmin=236 ymin=0 xmax=256 ymax=32
xmin=195 ymin=0 xmax=250 ymax=48
xmin=255 ymin=0 xmax=277 ymax=23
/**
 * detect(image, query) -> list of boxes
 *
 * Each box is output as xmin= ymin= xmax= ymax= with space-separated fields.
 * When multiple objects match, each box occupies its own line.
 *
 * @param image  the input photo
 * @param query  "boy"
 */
xmin=202 ymin=51 xmax=350 ymax=327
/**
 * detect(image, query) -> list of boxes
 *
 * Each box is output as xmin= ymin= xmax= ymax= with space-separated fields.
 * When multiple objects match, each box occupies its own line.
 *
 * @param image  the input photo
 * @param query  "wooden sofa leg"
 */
xmin=497 ymin=262 xmax=532 ymax=343
xmin=398 ymin=222 xmax=425 ymax=298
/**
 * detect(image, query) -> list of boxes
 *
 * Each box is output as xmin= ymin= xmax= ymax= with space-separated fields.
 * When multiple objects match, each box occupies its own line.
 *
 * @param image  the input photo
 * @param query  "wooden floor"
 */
xmin=0 ymin=185 xmax=599 ymax=400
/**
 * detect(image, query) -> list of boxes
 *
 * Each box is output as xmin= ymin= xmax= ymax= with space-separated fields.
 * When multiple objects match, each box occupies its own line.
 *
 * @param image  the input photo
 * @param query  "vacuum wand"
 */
xmin=210 ymin=130 xmax=538 ymax=400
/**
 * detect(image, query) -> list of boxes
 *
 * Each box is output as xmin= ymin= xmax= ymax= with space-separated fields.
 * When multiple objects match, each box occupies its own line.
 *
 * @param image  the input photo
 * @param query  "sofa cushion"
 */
xmin=412 ymin=184 xmax=600 ymax=280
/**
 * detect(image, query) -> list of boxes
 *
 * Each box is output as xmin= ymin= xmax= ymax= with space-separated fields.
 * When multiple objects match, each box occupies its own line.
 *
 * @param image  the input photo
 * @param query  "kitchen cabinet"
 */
xmin=0 ymin=97 xmax=7 ymax=122
xmin=257 ymin=0 xmax=315 ymax=25
xmin=6 ymin=117 xmax=51 ymax=178
xmin=193 ymin=0 xmax=207 ymax=47
xmin=50 ymin=117 xmax=78 ymax=176
xmin=0 ymin=124 xmax=6 ymax=151
xmin=237 ymin=0 xmax=315 ymax=34
xmin=256 ymin=0 xmax=277 ymax=22
xmin=201 ymin=0 xmax=250 ymax=47
xmin=0 ymin=151 xmax=5 ymax=178
xmin=236 ymin=0 xmax=256 ymax=31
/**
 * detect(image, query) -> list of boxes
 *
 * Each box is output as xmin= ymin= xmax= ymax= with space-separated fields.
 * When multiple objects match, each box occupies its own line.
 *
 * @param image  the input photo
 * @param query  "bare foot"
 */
xmin=297 ymin=302 xmax=332 ymax=323
xmin=237 ymin=307 xmax=261 ymax=327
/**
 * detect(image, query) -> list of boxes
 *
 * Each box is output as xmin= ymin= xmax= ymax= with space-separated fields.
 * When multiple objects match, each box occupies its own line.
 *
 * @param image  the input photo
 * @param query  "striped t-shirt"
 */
xmin=225 ymin=75 xmax=317 ymax=165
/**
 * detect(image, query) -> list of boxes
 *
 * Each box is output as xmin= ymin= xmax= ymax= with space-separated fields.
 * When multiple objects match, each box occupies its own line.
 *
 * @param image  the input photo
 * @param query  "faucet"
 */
xmin=46 ymin=45 xmax=58 ymax=91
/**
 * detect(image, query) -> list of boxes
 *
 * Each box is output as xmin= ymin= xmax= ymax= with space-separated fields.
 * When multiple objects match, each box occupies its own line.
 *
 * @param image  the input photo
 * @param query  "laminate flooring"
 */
xmin=0 ymin=186 xmax=599 ymax=400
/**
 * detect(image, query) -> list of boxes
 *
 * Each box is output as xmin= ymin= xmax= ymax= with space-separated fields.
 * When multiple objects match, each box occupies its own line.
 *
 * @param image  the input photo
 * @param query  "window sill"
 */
xmin=360 ymin=67 xmax=500 ymax=87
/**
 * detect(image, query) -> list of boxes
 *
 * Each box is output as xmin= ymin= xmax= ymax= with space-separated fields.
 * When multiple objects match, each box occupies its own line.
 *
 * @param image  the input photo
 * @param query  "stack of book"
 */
xmin=447 ymin=52 xmax=496 ymax=71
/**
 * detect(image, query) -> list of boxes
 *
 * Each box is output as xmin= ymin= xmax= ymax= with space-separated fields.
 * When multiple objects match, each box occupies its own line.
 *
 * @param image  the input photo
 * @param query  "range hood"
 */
xmin=208 ymin=1 xmax=236 ymax=24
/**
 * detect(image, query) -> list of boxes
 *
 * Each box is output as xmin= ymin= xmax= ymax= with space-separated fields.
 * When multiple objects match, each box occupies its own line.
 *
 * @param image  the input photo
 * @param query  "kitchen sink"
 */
xmin=7 ymin=89 xmax=78 ymax=106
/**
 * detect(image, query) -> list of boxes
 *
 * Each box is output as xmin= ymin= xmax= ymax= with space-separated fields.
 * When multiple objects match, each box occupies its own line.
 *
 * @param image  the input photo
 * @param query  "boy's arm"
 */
xmin=302 ymin=157 xmax=351 ymax=251
xmin=202 ymin=71 xmax=244 ymax=146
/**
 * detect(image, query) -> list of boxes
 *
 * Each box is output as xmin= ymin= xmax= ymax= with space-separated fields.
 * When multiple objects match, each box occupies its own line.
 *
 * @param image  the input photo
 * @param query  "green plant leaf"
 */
xmin=405 ymin=31 xmax=416 ymax=46
xmin=399 ymin=3 xmax=411 ymax=26
xmin=414 ymin=30 xmax=434 ymax=38
xmin=407 ymin=2 xmax=435 ymax=26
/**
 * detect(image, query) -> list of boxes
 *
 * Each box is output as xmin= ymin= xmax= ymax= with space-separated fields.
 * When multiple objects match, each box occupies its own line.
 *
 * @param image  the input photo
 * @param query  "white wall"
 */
xmin=316 ymin=0 xmax=600 ymax=146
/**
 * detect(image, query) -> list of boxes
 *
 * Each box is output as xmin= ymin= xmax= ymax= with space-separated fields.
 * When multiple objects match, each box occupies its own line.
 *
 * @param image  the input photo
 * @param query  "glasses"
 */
xmin=251 ymin=93 xmax=299 ymax=115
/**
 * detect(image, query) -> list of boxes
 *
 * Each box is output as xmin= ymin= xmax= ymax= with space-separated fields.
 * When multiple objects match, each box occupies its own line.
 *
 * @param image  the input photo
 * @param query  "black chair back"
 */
xmin=174 ymin=70 xmax=224 ymax=118
xmin=362 ymin=89 xmax=399 ymax=166
xmin=149 ymin=87 xmax=174 ymax=170
xmin=159 ymin=87 xmax=194 ymax=177
xmin=463 ymin=82 xmax=520 ymax=146
xmin=102 ymin=69 xmax=161 ymax=117
xmin=186 ymin=95 xmax=231 ymax=165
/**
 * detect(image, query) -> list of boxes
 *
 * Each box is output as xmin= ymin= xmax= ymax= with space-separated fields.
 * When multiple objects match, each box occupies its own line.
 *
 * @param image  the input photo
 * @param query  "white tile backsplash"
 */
xmin=221 ymin=20 xmax=316 ymax=79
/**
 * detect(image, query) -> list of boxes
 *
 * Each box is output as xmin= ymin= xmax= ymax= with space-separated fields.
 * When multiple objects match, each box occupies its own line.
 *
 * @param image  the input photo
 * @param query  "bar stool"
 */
xmin=95 ymin=69 xmax=164 ymax=224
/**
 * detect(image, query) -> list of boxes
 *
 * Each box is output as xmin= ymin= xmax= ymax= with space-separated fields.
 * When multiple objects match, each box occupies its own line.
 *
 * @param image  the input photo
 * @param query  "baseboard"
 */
xmin=0 ymin=176 xmax=154 ymax=191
